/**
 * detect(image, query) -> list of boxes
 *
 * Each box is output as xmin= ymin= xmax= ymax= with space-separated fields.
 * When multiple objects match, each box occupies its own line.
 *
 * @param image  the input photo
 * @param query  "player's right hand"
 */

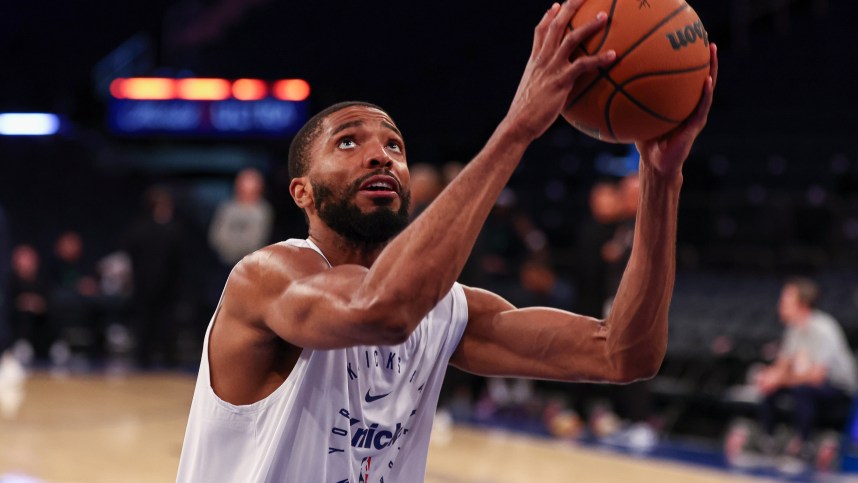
xmin=503 ymin=0 xmax=616 ymax=143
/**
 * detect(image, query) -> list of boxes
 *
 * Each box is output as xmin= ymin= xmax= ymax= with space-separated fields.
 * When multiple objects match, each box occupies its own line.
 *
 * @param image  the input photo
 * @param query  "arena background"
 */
xmin=2 ymin=0 xmax=857 ymax=481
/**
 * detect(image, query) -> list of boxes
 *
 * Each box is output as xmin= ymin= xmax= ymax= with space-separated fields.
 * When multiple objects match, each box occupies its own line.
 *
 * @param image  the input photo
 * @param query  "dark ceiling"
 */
xmin=2 ymin=0 xmax=854 ymax=159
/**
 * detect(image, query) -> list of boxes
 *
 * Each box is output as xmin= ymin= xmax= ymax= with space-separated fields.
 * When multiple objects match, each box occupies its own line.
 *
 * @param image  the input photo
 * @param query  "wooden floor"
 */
xmin=0 ymin=372 xmax=766 ymax=483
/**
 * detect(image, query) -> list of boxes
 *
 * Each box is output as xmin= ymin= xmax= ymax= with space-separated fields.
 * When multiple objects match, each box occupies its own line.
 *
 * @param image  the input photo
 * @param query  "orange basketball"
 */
xmin=562 ymin=0 xmax=710 ymax=143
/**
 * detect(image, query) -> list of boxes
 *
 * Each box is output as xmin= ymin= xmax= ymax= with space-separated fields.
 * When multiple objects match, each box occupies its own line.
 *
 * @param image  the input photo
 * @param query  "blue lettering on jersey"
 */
xmin=350 ymin=422 xmax=406 ymax=450
xmin=331 ymin=345 xmax=426 ymax=482
xmin=357 ymin=349 xmax=400 ymax=374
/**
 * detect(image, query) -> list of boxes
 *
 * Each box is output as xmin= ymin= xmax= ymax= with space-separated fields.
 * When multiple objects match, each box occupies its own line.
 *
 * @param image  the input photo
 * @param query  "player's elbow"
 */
xmin=366 ymin=313 xmax=412 ymax=345
xmin=605 ymin=342 xmax=666 ymax=383
xmin=619 ymin=358 xmax=663 ymax=382
xmin=349 ymin=298 xmax=415 ymax=345
xmin=616 ymin=349 xmax=665 ymax=383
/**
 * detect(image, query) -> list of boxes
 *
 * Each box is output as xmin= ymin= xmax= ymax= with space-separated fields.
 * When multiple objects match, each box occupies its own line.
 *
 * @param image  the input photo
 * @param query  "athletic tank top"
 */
xmin=177 ymin=239 xmax=469 ymax=482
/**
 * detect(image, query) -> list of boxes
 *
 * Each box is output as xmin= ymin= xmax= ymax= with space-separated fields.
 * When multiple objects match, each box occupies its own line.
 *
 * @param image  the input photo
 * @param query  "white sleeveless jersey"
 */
xmin=177 ymin=239 xmax=469 ymax=483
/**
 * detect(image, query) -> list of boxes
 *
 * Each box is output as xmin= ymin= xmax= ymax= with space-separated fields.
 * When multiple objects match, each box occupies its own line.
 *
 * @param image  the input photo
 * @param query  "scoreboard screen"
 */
xmin=108 ymin=77 xmax=309 ymax=138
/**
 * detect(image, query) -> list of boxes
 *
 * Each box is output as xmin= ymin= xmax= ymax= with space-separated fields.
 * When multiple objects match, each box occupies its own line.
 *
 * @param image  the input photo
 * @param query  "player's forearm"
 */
xmin=347 ymin=0 xmax=618 ymax=338
xmin=354 ymin=119 xmax=531 ymax=330
xmin=603 ymin=162 xmax=682 ymax=381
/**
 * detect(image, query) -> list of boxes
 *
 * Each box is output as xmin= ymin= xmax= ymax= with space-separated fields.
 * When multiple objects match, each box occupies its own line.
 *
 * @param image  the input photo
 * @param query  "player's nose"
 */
xmin=363 ymin=140 xmax=394 ymax=169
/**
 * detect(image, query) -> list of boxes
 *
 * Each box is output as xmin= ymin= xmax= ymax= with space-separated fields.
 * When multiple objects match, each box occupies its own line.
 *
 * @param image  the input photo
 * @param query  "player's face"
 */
xmin=307 ymin=106 xmax=412 ymax=244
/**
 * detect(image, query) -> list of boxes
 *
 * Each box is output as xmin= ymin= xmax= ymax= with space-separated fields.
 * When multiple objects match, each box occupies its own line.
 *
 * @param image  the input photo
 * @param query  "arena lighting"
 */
xmin=0 ymin=113 xmax=60 ymax=135
xmin=232 ymin=79 xmax=267 ymax=100
xmin=109 ymin=78 xmax=308 ymax=101
xmin=110 ymin=77 xmax=176 ymax=100
xmin=273 ymin=79 xmax=311 ymax=101
xmin=177 ymin=78 xmax=231 ymax=100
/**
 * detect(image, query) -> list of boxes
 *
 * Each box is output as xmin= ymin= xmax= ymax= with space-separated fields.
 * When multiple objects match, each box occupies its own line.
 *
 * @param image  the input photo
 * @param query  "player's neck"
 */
xmin=307 ymin=227 xmax=385 ymax=268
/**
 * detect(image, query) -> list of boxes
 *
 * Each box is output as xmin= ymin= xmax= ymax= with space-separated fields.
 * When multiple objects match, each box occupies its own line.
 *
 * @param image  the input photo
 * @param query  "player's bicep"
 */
xmin=265 ymin=264 xmax=378 ymax=348
xmin=451 ymin=286 xmax=616 ymax=382
xmin=220 ymin=248 xmax=405 ymax=350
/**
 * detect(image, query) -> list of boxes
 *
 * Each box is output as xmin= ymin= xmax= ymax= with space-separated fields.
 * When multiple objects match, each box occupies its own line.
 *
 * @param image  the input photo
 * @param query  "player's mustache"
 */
xmin=349 ymin=169 xmax=402 ymax=194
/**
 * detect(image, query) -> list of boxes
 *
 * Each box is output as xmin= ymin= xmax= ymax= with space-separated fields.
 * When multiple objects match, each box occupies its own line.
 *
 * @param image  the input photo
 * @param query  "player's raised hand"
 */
xmin=504 ymin=0 xmax=616 ymax=143
xmin=636 ymin=43 xmax=718 ymax=177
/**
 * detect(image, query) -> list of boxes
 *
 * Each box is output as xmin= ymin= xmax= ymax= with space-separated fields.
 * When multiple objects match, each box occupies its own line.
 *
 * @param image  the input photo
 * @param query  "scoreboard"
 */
xmin=108 ymin=77 xmax=309 ymax=138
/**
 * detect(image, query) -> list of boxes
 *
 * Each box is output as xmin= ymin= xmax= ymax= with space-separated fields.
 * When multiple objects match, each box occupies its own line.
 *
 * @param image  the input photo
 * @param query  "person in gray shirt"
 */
xmin=208 ymin=168 xmax=274 ymax=266
xmin=755 ymin=276 xmax=858 ymax=456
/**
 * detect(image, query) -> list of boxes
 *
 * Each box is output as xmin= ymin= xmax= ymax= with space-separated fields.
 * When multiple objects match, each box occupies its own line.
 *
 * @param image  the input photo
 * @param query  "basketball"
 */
xmin=562 ymin=0 xmax=711 ymax=143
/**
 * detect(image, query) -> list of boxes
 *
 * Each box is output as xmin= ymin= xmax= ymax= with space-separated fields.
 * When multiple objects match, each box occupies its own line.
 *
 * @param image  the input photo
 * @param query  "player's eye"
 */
xmin=387 ymin=140 xmax=403 ymax=153
xmin=337 ymin=137 xmax=356 ymax=149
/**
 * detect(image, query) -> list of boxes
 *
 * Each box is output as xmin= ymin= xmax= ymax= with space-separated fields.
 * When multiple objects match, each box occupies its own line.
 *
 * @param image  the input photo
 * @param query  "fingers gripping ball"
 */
xmin=563 ymin=0 xmax=711 ymax=143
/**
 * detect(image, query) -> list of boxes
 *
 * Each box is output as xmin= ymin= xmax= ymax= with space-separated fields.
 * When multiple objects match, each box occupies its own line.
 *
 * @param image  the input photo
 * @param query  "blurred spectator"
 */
xmin=10 ymin=245 xmax=49 ymax=362
xmin=0 ymin=205 xmax=11 ymax=356
xmin=511 ymin=259 xmax=574 ymax=310
xmin=50 ymin=231 xmax=98 ymax=297
xmin=571 ymin=173 xmax=656 ymax=445
xmin=602 ymin=173 xmax=639 ymax=315
xmin=408 ymin=163 xmax=443 ymax=219
xmin=208 ymin=168 xmax=273 ymax=266
xmin=0 ymin=203 xmax=25 ymax=419
xmin=123 ymin=186 xmax=189 ymax=369
xmin=96 ymin=251 xmax=132 ymax=298
xmin=94 ymin=251 xmax=135 ymax=361
xmin=471 ymin=189 xmax=547 ymax=292
xmin=575 ymin=181 xmax=622 ymax=317
xmin=754 ymin=277 xmax=858 ymax=459
xmin=47 ymin=230 xmax=99 ymax=363
xmin=441 ymin=160 xmax=464 ymax=187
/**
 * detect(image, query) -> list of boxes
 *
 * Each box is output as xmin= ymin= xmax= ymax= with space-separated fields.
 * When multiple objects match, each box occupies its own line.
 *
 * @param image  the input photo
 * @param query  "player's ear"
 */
xmin=290 ymin=177 xmax=313 ymax=211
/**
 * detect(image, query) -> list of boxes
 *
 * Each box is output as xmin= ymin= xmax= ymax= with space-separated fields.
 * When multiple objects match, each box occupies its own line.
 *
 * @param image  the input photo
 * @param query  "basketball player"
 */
xmin=178 ymin=1 xmax=718 ymax=481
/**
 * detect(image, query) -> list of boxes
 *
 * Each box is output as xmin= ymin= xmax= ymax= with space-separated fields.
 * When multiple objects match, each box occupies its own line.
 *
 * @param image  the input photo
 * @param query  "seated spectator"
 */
xmin=0 ymin=204 xmax=25 ymax=419
xmin=10 ymin=245 xmax=49 ymax=362
xmin=755 ymin=276 xmax=858 ymax=459
xmin=47 ymin=231 xmax=99 ymax=363
xmin=50 ymin=231 xmax=99 ymax=297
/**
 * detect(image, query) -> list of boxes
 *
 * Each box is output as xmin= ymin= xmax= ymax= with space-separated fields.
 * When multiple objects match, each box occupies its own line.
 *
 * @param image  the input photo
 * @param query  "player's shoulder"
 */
xmin=229 ymin=241 xmax=330 ymax=292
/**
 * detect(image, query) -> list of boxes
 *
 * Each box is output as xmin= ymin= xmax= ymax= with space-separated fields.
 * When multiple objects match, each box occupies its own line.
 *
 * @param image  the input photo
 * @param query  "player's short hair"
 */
xmin=785 ymin=276 xmax=820 ymax=308
xmin=287 ymin=101 xmax=387 ymax=180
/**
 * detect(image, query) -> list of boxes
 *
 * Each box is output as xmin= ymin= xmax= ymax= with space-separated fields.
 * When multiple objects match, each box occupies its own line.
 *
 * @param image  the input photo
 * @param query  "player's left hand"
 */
xmin=636 ymin=42 xmax=718 ymax=177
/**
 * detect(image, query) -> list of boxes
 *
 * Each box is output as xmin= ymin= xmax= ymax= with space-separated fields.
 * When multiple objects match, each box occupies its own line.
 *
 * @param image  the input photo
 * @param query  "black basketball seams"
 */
xmin=566 ymin=2 xmax=692 ymax=111
xmin=592 ymin=0 xmax=619 ymax=54
xmin=602 ymin=61 xmax=708 ymax=140
xmin=609 ymin=3 xmax=692 ymax=69
xmin=619 ymin=62 xmax=710 ymax=87
xmin=566 ymin=0 xmax=616 ymax=52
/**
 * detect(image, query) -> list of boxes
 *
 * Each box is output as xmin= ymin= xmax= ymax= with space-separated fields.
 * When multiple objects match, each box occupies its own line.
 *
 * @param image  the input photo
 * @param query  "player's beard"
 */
xmin=312 ymin=173 xmax=411 ymax=247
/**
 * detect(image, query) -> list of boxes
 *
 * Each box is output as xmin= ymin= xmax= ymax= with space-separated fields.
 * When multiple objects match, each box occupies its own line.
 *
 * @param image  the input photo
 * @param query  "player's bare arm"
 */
xmin=452 ymin=43 xmax=719 ymax=383
xmin=207 ymin=1 xmax=615 ymax=405
xmin=244 ymin=1 xmax=613 ymax=349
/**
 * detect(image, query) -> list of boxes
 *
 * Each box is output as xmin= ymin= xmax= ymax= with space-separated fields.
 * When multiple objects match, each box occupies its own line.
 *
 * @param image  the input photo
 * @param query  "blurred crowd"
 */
xmin=0 ymin=158 xmax=651 ymax=423
xmin=2 ymin=155 xmax=857 ymax=471
xmin=0 ymin=167 xmax=272 ymax=372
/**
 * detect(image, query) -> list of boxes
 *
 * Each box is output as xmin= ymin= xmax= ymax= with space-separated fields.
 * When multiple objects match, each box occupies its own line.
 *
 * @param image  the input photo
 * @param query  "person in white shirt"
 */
xmin=178 ymin=1 xmax=718 ymax=481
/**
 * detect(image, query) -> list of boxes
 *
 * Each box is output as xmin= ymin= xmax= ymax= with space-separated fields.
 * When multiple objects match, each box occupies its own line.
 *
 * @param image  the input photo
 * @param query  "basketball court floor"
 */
xmin=0 ymin=372 xmax=776 ymax=482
